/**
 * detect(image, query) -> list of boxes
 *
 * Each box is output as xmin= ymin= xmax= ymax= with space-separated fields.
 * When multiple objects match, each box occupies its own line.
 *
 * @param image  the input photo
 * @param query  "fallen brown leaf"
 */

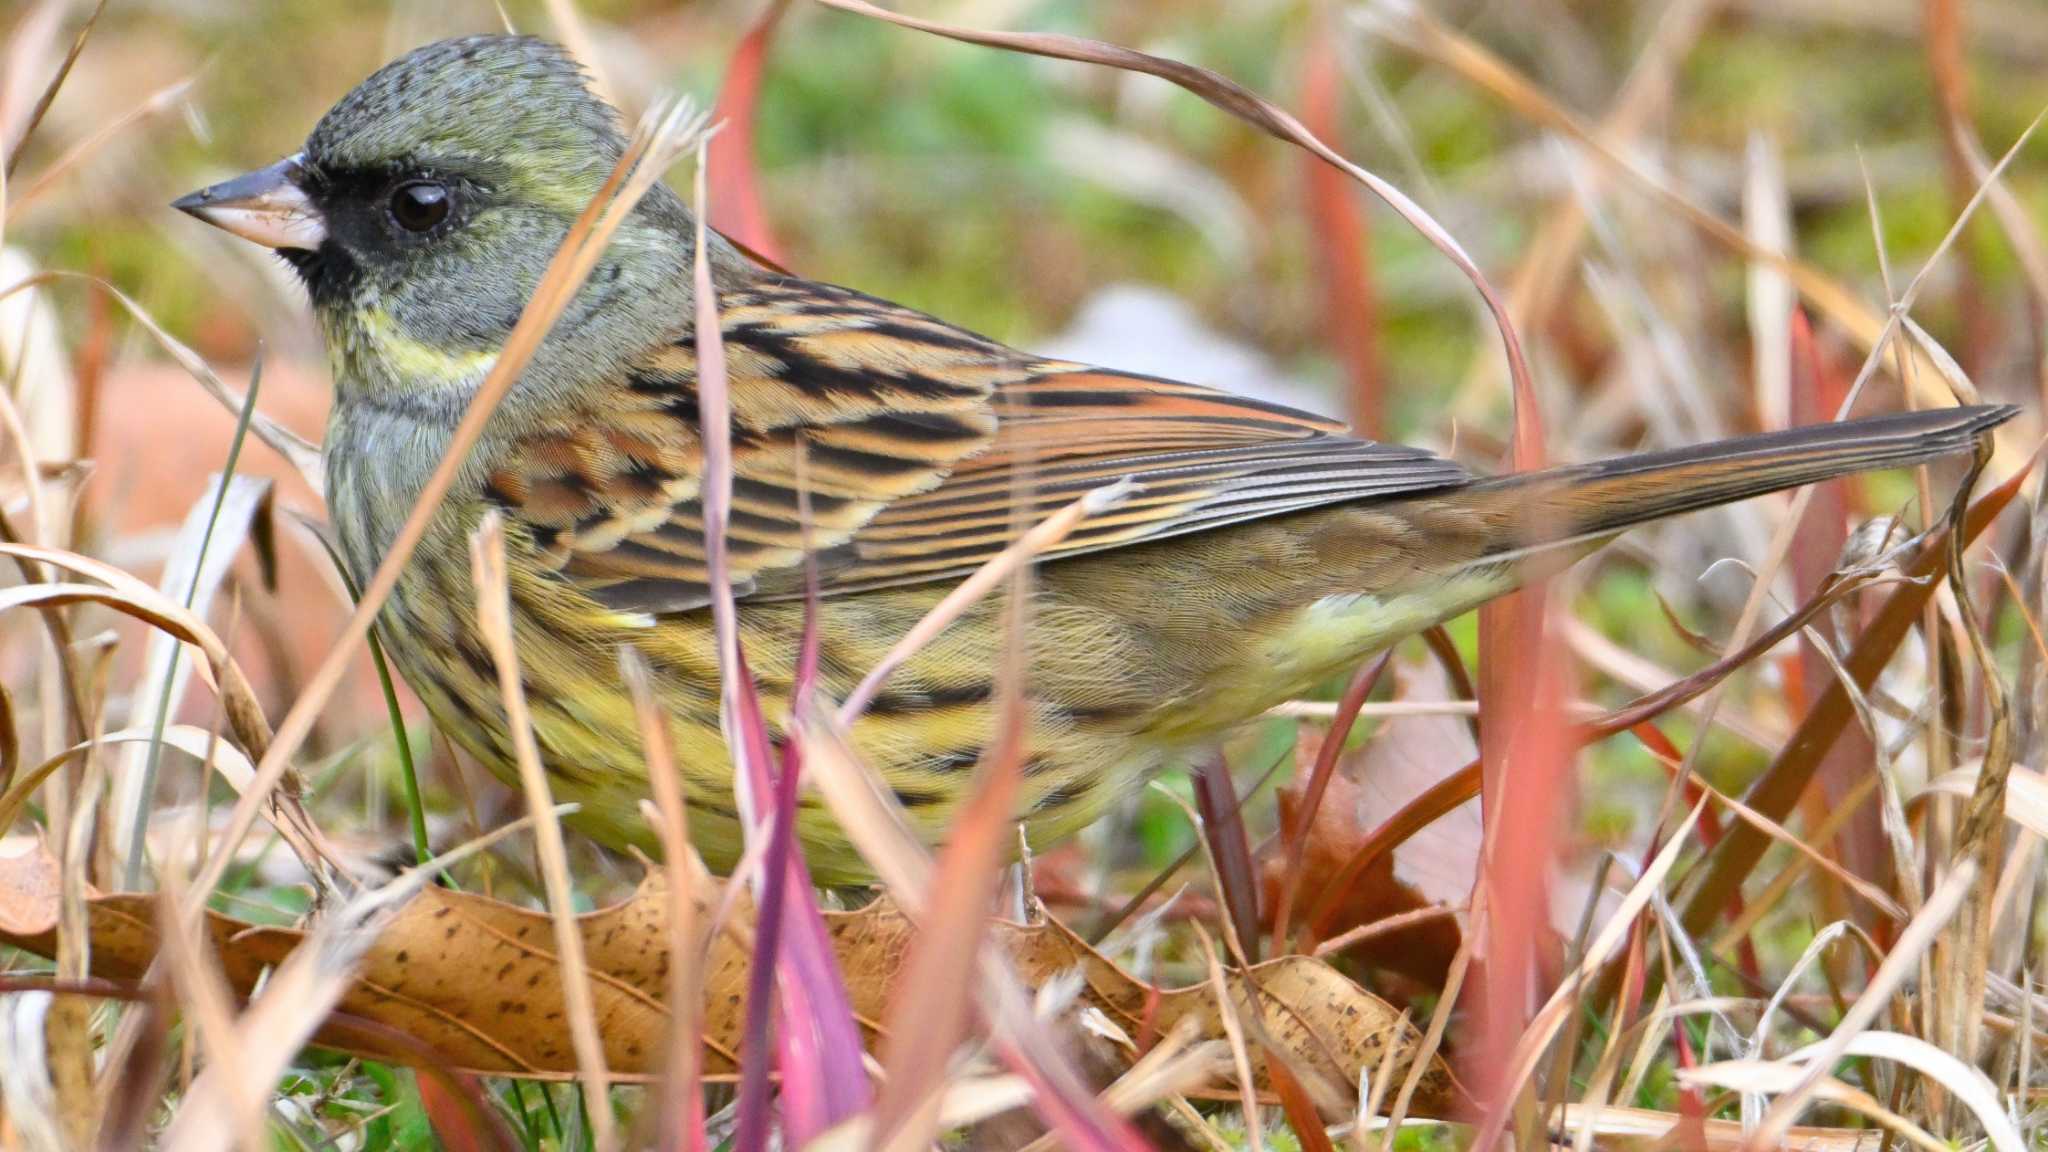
xmin=0 ymin=840 xmax=1458 ymax=1113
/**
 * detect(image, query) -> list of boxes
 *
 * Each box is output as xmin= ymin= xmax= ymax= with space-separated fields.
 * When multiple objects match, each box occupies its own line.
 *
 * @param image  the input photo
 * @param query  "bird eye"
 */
xmin=388 ymin=180 xmax=450 ymax=233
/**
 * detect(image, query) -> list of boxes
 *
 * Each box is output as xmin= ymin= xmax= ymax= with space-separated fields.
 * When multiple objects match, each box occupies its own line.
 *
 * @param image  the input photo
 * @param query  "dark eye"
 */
xmin=388 ymin=180 xmax=450 ymax=233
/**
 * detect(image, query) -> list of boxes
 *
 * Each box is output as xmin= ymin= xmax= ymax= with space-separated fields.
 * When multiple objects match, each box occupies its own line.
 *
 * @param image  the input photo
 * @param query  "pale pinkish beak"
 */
xmin=173 ymin=154 xmax=326 ymax=251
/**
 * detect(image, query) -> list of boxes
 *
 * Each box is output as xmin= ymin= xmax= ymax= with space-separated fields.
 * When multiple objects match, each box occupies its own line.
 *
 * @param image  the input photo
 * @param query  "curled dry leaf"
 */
xmin=0 ymin=845 xmax=1457 ymax=1113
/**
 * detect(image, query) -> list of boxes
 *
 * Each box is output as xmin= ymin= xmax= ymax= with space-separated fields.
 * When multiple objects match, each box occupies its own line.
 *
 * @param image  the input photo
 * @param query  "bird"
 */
xmin=174 ymin=34 xmax=2014 ymax=883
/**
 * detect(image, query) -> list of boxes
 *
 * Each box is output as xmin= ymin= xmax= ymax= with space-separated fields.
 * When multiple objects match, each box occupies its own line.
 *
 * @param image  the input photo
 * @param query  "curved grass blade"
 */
xmin=122 ymin=358 xmax=263 ymax=889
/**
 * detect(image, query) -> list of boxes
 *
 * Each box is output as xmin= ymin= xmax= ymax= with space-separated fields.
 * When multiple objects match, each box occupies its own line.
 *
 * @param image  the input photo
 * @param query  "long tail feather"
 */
xmin=1450 ymin=403 xmax=2017 ymax=556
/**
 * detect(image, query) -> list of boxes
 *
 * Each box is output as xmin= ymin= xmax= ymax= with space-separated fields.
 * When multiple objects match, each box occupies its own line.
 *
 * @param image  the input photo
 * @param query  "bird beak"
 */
xmin=172 ymin=154 xmax=326 ymax=251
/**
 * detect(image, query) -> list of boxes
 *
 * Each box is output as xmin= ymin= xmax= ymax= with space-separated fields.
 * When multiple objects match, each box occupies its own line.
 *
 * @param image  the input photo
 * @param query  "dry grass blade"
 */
xmin=796 ymin=710 xmax=933 ymax=901
xmin=1745 ymin=860 xmax=1979 ymax=1150
xmin=1011 ymin=1023 xmax=1225 ymax=1152
xmin=1446 ymin=0 xmax=1717 ymax=418
xmin=5 ymin=2 xmax=110 ymax=183
xmin=1379 ymin=891 xmax=1475 ymax=1144
xmin=1636 ymin=741 xmax=1904 ymax=921
xmin=50 ymin=685 xmax=103 ymax=1151
xmin=1745 ymin=132 xmax=1794 ymax=432
xmin=1 ymin=725 xmax=313 ymax=869
xmin=1935 ymin=439 xmax=2010 ymax=1070
xmin=975 ymin=968 xmax=1153 ymax=1149
xmin=470 ymin=513 xmax=615 ymax=1152
xmin=12 ymin=75 xmax=193 ymax=212
xmin=623 ymin=648 xmax=707 ymax=1152
xmin=1924 ymin=0 xmax=2048 ymax=403
xmin=870 ymin=558 xmax=1032 ymax=1151
xmin=1577 ymin=570 xmax=1883 ymax=742
xmin=184 ymin=98 xmax=712 ymax=912
xmin=113 ymin=472 xmax=273 ymax=887
xmin=1545 ymin=1101 xmax=1902 ymax=1151
xmin=1093 ymin=1022 xmax=1229 ymax=1123
xmin=808 ymin=1077 xmax=1035 ymax=1152
xmin=1809 ymin=1032 xmax=2019 ymax=1151
xmin=1196 ymin=927 xmax=1264 ymax=1152
xmin=1923 ymin=767 xmax=2048 ymax=838
xmin=0 ymin=548 xmax=268 ymax=749
xmin=542 ymin=0 xmax=616 ymax=109
xmin=0 ymin=553 xmax=330 ymax=880
xmin=1266 ymin=699 xmax=1482 ymax=721
xmin=870 ymin=733 xmax=1022 ymax=1144
xmin=149 ymin=819 xmax=558 ymax=1151
xmin=0 ymin=1 xmax=67 ymax=248
xmin=1676 ymin=1062 xmax=1947 ymax=1152
xmin=0 ymin=0 xmax=68 ymax=163
xmin=154 ymin=850 xmax=263 ymax=1152
xmin=1312 ymin=906 xmax=1460 ymax=960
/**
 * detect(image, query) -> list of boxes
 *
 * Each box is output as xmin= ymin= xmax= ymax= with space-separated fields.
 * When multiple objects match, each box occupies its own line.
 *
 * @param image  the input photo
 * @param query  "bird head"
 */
xmin=174 ymin=34 xmax=700 ymax=407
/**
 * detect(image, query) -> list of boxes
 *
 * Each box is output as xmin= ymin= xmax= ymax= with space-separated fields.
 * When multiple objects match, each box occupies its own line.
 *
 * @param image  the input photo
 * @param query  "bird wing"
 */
xmin=483 ymin=277 xmax=1473 ymax=614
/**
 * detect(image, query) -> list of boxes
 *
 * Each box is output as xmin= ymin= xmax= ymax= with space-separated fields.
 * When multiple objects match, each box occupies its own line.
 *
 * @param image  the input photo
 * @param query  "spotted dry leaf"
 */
xmin=0 ymin=844 xmax=1455 ymax=1111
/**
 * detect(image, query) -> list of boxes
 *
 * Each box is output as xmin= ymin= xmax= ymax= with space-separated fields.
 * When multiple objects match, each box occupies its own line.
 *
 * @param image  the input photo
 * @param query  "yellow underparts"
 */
xmin=403 ymin=518 xmax=1522 ymax=884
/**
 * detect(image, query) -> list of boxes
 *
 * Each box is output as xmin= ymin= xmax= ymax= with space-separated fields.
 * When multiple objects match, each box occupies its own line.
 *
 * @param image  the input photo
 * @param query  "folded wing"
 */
xmin=481 ymin=276 xmax=1473 ymax=614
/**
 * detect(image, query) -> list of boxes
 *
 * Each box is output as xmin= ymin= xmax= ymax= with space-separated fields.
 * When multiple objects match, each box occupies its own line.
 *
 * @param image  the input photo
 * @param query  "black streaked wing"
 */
xmin=746 ymin=370 xmax=1471 ymax=597
xmin=486 ymin=275 xmax=1473 ymax=614
xmin=485 ymin=278 xmax=1009 ymax=614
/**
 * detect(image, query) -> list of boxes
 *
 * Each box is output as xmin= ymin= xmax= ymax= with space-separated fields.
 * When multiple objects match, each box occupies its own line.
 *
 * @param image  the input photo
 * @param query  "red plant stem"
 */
xmin=1299 ymin=13 xmax=1382 ymax=440
xmin=710 ymin=0 xmax=792 ymax=264
xmin=1274 ymin=652 xmax=1391 ymax=953
xmin=1788 ymin=309 xmax=1881 ymax=896
xmin=1422 ymin=625 xmax=1481 ymax=743
xmin=1673 ymin=1013 xmax=1707 ymax=1122
xmin=1304 ymin=757 xmax=1479 ymax=941
xmin=1468 ymin=116 xmax=1552 ymax=1115
xmin=731 ymin=654 xmax=797 ymax=1152
xmin=1269 ymin=1057 xmax=1339 ymax=1152
xmin=1468 ymin=613 xmax=1574 ymax=1125
xmin=1193 ymin=750 xmax=1263 ymax=961
xmin=728 ymin=644 xmax=870 ymax=1151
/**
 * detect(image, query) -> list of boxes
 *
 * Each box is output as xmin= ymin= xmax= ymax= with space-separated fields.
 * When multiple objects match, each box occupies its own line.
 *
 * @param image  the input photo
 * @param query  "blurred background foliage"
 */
xmin=25 ymin=0 xmax=2048 ymax=405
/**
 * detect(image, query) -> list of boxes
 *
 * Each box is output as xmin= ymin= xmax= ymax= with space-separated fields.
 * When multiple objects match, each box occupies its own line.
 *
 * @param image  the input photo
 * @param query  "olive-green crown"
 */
xmin=306 ymin=35 xmax=625 ymax=195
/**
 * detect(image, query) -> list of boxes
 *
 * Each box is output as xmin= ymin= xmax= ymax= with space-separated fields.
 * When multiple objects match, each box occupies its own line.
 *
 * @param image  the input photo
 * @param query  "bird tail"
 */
xmin=1440 ymin=404 xmax=2017 ymax=564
